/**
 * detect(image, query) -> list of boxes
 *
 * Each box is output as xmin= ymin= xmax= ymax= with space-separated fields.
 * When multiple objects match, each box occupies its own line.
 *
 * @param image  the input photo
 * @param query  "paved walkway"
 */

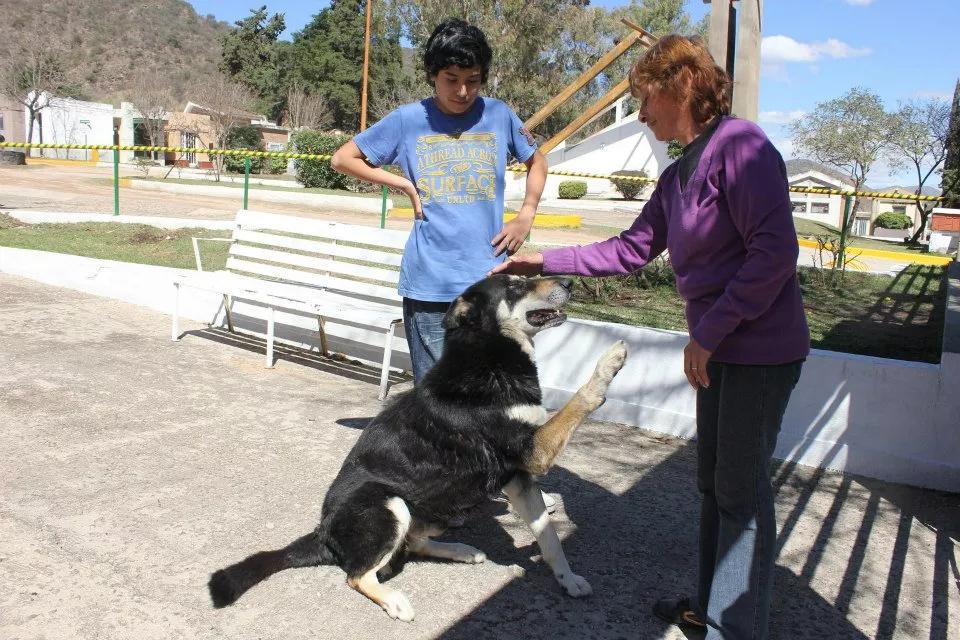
xmin=0 ymin=273 xmax=957 ymax=639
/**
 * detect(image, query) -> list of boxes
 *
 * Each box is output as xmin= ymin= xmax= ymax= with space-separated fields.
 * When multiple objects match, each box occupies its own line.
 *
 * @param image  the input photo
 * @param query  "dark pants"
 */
xmin=695 ymin=360 xmax=803 ymax=640
xmin=402 ymin=298 xmax=452 ymax=382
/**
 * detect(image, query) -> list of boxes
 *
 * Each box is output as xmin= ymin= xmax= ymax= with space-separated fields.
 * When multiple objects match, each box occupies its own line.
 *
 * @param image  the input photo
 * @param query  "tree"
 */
xmin=288 ymin=0 xmax=404 ymax=131
xmin=284 ymin=82 xmax=333 ymax=131
xmin=129 ymin=72 xmax=174 ymax=162
xmin=942 ymin=80 xmax=960 ymax=209
xmin=0 ymin=20 xmax=76 ymax=155
xmin=219 ymin=6 xmax=287 ymax=120
xmin=191 ymin=74 xmax=258 ymax=180
xmin=790 ymin=87 xmax=893 ymax=274
xmin=885 ymin=98 xmax=951 ymax=243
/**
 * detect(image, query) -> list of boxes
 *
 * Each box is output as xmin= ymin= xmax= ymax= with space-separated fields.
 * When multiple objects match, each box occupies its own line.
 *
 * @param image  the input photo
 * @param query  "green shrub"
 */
xmin=874 ymin=212 xmax=912 ymax=229
xmin=267 ymin=143 xmax=290 ymax=175
xmin=558 ymin=181 xmax=587 ymax=199
xmin=223 ymin=126 xmax=265 ymax=174
xmin=291 ymin=130 xmax=353 ymax=189
xmin=610 ymin=169 xmax=650 ymax=200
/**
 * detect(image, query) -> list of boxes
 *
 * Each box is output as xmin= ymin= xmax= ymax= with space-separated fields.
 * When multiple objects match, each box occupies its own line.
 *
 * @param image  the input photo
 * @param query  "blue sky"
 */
xmin=189 ymin=0 xmax=957 ymax=187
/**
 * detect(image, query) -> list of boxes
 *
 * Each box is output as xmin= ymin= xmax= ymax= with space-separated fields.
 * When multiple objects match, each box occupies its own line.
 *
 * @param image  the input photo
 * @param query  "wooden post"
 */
xmin=524 ymin=29 xmax=644 ymax=132
xmin=360 ymin=0 xmax=373 ymax=131
xmin=539 ymin=78 xmax=631 ymax=155
xmin=732 ymin=0 xmax=762 ymax=122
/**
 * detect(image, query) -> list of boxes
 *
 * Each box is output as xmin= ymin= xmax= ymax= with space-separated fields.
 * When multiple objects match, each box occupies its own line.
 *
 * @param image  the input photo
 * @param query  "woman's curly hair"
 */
xmin=629 ymin=34 xmax=731 ymax=125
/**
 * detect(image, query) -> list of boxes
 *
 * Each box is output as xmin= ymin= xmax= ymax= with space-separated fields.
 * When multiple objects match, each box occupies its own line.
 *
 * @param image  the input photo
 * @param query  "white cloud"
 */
xmin=759 ymin=110 xmax=806 ymax=125
xmin=761 ymin=35 xmax=872 ymax=64
xmin=844 ymin=0 xmax=874 ymax=6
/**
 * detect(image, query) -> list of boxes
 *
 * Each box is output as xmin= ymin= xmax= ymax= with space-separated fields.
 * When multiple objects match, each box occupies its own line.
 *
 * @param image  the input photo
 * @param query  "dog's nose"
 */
xmin=558 ymin=278 xmax=573 ymax=291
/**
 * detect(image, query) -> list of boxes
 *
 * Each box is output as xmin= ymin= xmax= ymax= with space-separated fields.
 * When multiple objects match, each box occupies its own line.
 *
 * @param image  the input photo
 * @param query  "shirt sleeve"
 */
xmin=542 ymin=182 xmax=668 ymax=276
xmin=690 ymin=128 xmax=800 ymax=352
xmin=505 ymin=106 xmax=537 ymax=164
xmin=353 ymin=108 xmax=403 ymax=167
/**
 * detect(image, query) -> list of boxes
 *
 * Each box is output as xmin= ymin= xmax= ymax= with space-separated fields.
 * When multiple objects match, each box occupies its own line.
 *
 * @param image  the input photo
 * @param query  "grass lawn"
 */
xmin=0 ymin=214 xmax=947 ymax=363
xmin=792 ymin=216 xmax=928 ymax=253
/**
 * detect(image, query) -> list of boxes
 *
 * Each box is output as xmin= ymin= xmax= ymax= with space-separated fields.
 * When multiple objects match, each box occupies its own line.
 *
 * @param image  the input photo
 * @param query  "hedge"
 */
xmin=558 ymin=180 xmax=587 ymax=199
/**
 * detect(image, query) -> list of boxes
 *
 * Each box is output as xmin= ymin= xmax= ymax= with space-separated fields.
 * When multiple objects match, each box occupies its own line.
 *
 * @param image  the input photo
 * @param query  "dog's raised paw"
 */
xmin=595 ymin=340 xmax=627 ymax=382
xmin=382 ymin=590 xmax=415 ymax=622
xmin=557 ymin=572 xmax=593 ymax=598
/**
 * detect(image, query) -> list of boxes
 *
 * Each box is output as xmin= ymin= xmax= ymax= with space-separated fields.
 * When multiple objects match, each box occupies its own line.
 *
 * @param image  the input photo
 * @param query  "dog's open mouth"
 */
xmin=526 ymin=308 xmax=567 ymax=328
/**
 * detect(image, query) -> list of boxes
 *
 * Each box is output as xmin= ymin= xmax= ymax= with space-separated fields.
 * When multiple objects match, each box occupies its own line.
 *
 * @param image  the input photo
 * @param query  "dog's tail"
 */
xmin=208 ymin=530 xmax=336 ymax=608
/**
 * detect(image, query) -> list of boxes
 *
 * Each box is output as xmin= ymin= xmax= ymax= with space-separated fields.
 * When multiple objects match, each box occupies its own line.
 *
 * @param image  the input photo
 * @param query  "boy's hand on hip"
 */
xmin=401 ymin=180 xmax=425 ymax=219
xmin=492 ymin=207 xmax=535 ymax=256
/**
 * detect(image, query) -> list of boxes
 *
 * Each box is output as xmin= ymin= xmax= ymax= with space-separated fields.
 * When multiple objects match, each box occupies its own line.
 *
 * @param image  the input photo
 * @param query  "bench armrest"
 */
xmin=190 ymin=236 xmax=233 ymax=272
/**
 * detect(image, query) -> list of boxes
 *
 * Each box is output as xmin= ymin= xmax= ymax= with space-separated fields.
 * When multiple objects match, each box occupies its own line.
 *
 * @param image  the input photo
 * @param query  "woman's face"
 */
xmin=636 ymin=88 xmax=685 ymax=142
xmin=431 ymin=65 xmax=483 ymax=116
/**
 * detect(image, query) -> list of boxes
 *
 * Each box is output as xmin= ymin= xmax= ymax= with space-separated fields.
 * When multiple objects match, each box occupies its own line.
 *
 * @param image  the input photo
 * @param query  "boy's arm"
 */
xmin=492 ymin=150 xmax=546 ymax=256
xmin=331 ymin=141 xmax=424 ymax=218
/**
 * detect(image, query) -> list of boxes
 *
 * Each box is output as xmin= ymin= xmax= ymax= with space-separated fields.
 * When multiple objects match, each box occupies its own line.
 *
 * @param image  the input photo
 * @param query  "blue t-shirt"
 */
xmin=354 ymin=97 xmax=537 ymax=302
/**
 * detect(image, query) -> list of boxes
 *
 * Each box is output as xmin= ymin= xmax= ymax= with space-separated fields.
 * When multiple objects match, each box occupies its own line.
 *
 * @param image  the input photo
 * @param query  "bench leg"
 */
xmin=171 ymin=281 xmax=181 ymax=341
xmin=317 ymin=315 xmax=329 ymax=357
xmin=378 ymin=320 xmax=401 ymax=401
xmin=265 ymin=306 xmax=276 ymax=368
xmin=223 ymin=294 xmax=235 ymax=333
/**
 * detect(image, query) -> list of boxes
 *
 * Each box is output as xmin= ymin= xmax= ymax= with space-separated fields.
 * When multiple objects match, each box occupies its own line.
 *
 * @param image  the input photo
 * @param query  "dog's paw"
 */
xmin=381 ymin=590 xmax=416 ymax=622
xmin=556 ymin=572 xmax=593 ymax=598
xmin=594 ymin=340 xmax=627 ymax=383
xmin=448 ymin=543 xmax=487 ymax=564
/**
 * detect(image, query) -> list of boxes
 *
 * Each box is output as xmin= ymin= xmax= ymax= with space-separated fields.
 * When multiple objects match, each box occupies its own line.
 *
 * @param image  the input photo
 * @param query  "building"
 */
xmin=24 ymin=94 xmax=114 ymax=161
xmin=785 ymin=159 xmax=855 ymax=229
xmin=0 ymin=95 xmax=27 ymax=144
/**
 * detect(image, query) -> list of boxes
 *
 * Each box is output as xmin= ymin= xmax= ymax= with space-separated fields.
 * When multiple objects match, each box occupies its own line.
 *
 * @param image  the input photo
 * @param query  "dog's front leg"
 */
xmin=524 ymin=340 xmax=627 ymax=475
xmin=502 ymin=472 xmax=591 ymax=597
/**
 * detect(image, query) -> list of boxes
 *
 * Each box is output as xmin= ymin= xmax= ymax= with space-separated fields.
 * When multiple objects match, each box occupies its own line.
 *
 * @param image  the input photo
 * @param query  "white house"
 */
xmin=26 ymin=93 xmax=115 ymax=161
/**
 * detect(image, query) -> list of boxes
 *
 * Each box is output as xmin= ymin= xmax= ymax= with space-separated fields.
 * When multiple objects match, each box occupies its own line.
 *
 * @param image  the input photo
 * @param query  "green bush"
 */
xmin=267 ymin=143 xmax=290 ymax=175
xmin=291 ymin=130 xmax=353 ymax=189
xmin=223 ymin=126 xmax=265 ymax=174
xmin=558 ymin=181 xmax=587 ymax=199
xmin=610 ymin=169 xmax=650 ymax=200
xmin=874 ymin=212 xmax=912 ymax=229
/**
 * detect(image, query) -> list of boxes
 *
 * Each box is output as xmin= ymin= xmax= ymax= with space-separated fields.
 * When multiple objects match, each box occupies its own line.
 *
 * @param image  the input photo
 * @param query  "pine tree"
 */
xmin=219 ymin=6 xmax=287 ymax=120
xmin=941 ymin=79 xmax=960 ymax=209
xmin=289 ymin=0 xmax=403 ymax=131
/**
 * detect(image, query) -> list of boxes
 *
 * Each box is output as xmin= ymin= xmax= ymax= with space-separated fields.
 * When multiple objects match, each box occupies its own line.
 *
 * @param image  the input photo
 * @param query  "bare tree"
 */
xmin=0 ymin=21 xmax=76 ymax=155
xmin=886 ymin=98 xmax=951 ymax=244
xmin=129 ymin=72 xmax=174 ymax=163
xmin=191 ymin=74 xmax=257 ymax=180
xmin=284 ymin=82 xmax=333 ymax=131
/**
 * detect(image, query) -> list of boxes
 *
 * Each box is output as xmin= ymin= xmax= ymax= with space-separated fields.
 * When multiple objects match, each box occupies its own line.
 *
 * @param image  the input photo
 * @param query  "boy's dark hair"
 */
xmin=423 ymin=18 xmax=492 ymax=84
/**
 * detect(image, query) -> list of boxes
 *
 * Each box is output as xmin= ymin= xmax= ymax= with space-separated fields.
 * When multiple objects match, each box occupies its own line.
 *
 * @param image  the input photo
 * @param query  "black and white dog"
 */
xmin=208 ymin=275 xmax=627 ymax=621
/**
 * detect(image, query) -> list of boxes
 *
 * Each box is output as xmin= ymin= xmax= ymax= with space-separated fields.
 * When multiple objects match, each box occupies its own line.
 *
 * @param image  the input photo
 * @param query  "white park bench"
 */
xmin=171 ymin=209 xmax=409 ymax=400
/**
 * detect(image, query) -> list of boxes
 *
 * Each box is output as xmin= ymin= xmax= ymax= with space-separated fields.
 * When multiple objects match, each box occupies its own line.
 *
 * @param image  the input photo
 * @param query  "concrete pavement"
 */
xmin=1 ymin=273 xmax=957 ymax=639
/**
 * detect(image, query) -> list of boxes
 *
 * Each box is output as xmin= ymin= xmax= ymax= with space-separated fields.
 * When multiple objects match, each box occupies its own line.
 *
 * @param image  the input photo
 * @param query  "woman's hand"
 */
xmin=488 ymin=252 xmax=545 ymax=277
xmin=683 ymin=338 xmax=712 ymax=390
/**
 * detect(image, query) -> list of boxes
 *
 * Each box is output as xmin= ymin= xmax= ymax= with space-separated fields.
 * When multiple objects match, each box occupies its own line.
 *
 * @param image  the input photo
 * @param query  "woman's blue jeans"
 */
xmin=695 ymin=360 xmax=803 ymax=640
xmin=402 ymin=298 xmax=452 ymax=382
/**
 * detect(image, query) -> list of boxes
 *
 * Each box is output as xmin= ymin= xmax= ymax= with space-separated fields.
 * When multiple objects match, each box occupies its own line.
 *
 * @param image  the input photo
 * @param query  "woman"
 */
xmin=491 ymin=35 xmax=809 ymax=640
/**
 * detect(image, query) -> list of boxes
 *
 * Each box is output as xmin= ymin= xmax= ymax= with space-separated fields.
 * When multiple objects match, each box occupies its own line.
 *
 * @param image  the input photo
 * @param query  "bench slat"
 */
xmin=234 ymin=229 xmax=403 ymax=268
xmin=226 ymin=257 xmax=402 ymax=303
xmin=236 ymin=210 xmax=409 ymax=249
xmin=230 ymin=244 xmax=400 ymax=285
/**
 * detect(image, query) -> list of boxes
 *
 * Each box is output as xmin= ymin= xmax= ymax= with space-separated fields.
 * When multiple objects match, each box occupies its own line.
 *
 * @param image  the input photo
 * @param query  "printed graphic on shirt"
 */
xmin=415 ymin=132 xmax=498 ymax=205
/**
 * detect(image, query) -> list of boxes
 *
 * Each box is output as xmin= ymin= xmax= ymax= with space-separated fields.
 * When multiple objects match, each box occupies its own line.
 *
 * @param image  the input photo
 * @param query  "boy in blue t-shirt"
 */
xmin=332 ymin=18 xmax=547 ymax=383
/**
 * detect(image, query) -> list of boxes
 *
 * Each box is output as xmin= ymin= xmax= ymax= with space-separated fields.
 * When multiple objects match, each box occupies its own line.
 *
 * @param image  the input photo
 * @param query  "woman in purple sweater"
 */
xmin=492 ymin=35 xmax=809 ymax=640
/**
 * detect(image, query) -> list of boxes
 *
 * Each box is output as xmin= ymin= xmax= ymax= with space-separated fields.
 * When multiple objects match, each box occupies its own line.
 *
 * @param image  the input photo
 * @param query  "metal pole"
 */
xmin=360 ymin=0 xmax=373 ymax=131
xmin=113 ymin=147 xmax=120 ymax=216
xmin=380 ymin=185 xmax=388 ymax=229
xmin=243 ymin=157 xmax=251 ymax=210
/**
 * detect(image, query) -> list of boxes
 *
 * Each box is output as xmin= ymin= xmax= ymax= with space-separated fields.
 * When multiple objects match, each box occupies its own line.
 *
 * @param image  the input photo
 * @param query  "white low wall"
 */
xmin=128 ymin=179 xmax=392 ymax=214
xmin=2 ymin=246 xmax=957 ymax=492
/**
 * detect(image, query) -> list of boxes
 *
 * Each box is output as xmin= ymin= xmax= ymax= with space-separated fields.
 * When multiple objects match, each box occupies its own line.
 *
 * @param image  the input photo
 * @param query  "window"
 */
xmin=180 ymin=132 xmax=197 ymax=164
xmin=811 ymin=202 xmax=830 ymax=214
xmin=266 ymin=142 xmax=286 ymax=152
xmin=892 ymin=204 xmax=906 ymax=215
xmin=0 ymin=113 xmax=5 ymax=133
xmin=791 ymin=201 xmax=807 ymax=214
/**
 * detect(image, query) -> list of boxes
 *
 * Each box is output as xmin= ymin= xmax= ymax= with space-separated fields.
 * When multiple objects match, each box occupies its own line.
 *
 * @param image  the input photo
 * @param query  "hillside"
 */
xmin=0 ymin=0 xmax=229 ymax=106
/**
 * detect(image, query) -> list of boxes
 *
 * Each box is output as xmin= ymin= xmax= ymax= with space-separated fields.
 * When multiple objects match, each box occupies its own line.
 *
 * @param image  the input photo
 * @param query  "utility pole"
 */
xmin=703 ymin=0 xmax=762 ymax=123
xmin=360 ymin=0 xmax=373 ymax=131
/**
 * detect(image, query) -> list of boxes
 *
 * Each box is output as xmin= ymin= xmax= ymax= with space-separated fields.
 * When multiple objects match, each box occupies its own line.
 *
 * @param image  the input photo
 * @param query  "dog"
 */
xmin=207 ymin=274 xmax=627 ymax=621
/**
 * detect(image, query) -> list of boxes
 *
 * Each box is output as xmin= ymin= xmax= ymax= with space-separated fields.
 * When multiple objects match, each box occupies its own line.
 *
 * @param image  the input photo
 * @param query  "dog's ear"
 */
xmin=444 ymin=295 xmax=480 ymax=329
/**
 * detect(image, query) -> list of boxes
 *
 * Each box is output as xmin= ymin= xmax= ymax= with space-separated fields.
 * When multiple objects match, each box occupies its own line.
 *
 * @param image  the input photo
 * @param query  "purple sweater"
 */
xmin=544 ymin=117 xmax=810 ymax=365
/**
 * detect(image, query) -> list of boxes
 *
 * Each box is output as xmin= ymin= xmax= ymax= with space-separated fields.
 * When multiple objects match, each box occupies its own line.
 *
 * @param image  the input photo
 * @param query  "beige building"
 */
xmin=0 ymin=96 xmax=27 ymax=144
